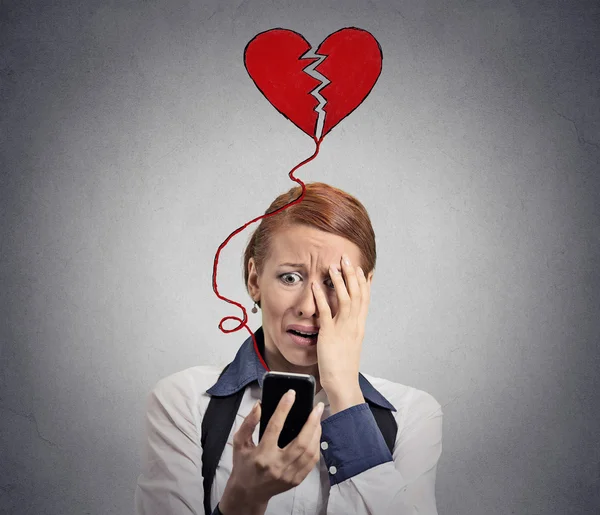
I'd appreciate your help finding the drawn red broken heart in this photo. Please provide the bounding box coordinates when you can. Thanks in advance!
[244,28,383,141]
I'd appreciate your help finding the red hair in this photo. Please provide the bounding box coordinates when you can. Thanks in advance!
[243,182,376,308]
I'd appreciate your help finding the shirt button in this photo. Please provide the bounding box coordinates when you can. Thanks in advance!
[329,465,337,475]
[321,441,329,450]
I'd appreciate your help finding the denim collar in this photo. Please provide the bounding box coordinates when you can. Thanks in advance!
[206,326,396,412]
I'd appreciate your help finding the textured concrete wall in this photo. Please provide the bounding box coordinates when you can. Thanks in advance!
[1,1,599,514]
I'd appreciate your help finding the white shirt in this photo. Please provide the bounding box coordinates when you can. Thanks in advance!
[134,330,443,514]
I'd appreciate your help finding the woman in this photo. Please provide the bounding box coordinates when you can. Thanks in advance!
[134,182,443,514]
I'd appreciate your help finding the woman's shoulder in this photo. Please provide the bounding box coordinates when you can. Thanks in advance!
[151,365,225,396]
[360,371,442,424]
[146,365,228,417]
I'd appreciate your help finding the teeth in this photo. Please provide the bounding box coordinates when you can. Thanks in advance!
[292,330,318,337]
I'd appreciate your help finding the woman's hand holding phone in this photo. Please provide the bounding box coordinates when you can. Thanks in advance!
[221,390,325,511]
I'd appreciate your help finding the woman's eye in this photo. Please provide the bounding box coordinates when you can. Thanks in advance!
[280,273,299,284]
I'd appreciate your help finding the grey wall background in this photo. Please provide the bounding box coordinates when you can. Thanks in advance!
[1,0,599,514]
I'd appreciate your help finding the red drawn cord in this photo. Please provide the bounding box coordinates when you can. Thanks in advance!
[212,137,322,370]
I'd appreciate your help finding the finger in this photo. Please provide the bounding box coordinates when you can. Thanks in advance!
[328,263,350,319]
[261,389,296,447]
[311,281,331,321]
[282,402,324,472]
[357,266,370,322]
[340,255,361,318]
[285,401,324,452]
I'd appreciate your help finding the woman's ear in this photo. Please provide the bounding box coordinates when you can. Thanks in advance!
[247,258,260,297]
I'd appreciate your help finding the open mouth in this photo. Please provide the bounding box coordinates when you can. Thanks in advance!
[287,329,319,345]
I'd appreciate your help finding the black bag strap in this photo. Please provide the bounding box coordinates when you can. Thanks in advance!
[201,363,243,515]
[368,403,398,454]
[201,363,398,515]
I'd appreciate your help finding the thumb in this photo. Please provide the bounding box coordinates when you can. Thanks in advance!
[238,400,261,442]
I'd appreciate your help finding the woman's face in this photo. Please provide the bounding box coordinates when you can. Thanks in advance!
[247,224,373,388]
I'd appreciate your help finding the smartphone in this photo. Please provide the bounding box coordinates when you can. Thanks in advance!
[259,371,316,449]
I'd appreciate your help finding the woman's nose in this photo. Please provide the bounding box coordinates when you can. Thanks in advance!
[294,283,316,314]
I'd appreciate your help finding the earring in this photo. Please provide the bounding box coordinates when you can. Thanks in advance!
[251,301,258,314]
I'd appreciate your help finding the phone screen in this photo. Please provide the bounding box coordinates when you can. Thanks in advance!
[259,371,316,448]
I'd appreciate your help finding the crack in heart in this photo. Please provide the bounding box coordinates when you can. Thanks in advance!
[300,47,330,141]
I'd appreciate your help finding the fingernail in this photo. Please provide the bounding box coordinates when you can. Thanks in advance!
[342,254,351,265]
[317,402,324,414]
[286,389,296,399]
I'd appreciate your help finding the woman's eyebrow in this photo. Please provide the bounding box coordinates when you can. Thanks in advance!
[279,262,333,274]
